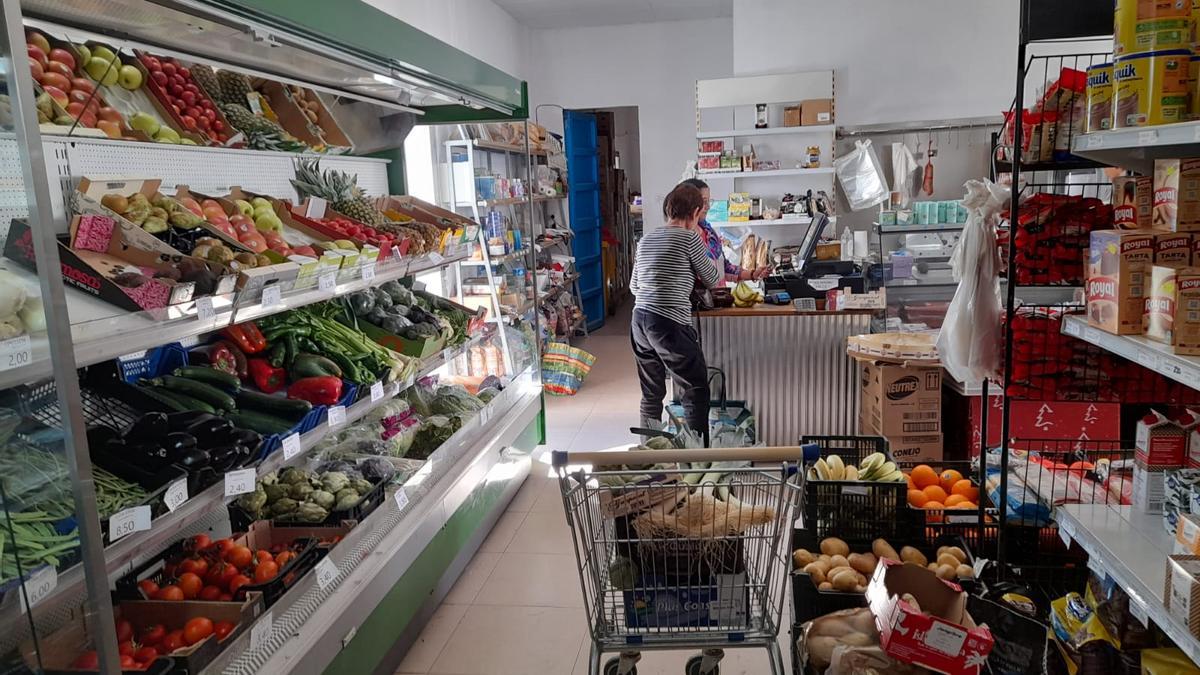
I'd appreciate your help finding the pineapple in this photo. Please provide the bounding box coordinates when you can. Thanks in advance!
[290,158,386,225]
[220,103,287,136]
[189,64,220,102]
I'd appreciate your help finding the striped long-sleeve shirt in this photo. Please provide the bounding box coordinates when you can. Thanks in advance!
[630,226,722,325]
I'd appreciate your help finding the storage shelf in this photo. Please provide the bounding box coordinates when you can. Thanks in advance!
[460,248,529,264]
[477,195,565,208]
[709,216,825,227]
[994,157,1107,173]
[696,167,834,179]
[1056,504,1200,667]
[1071,121,1200,174]
[876,222,965,234]
[1060,315,1200,390]
[447,138,548,157]
[696,125,836,139]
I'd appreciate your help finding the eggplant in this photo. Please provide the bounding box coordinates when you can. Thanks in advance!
[229,428,262,451]
[166,410,217,432]
[177,448,211,468]
[124,412,168,442]
[187,416,234,444]
[205,446,242,471]
[164,432,197,456]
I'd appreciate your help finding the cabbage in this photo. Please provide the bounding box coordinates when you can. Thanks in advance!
[0,270,28,319]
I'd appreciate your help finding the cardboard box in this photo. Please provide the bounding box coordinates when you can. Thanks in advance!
[1087,229,1156,334]
[867,559,993,675]
[1176,513,1200,554]
[1137,410,1187,467]
[1157,233,1194,268]
[1134,463,1168,514]
[728,192,751,221]
[1166,555,1200,637]
[1145,265,1200,354]
[1154,159,1200,232]
[783,106,802,127]
[859,360,943,435]
[1114,175,1153,229]
[1188,427,1200,468]
[1192,237,1200,267]
[800,98,834,125]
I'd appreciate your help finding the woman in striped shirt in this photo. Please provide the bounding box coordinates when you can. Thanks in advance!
[680,178,771,282]
[630,183,722,439]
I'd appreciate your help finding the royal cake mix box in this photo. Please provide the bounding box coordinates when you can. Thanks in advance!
[1154,159,1200,232]
[1114,175,1153,229]
[1157,233,1194,268]
[1145,265,1200,354]
[1088,229,1156,334]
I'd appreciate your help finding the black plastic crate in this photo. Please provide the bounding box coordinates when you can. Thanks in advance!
[229,474,387,530]
[799,435,914,547]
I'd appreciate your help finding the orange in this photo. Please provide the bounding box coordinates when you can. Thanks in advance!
[950,502,976,510]
[905,473,915,489]
[922,485,948,504]
[950,479,979,501]
[908,489,930,507]
[939,470,963,492]
[924,502,945,522]
[944,494,969,507]
[911,465,939,489]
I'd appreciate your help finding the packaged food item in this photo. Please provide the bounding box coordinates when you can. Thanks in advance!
[1191,54,1200,120]
[1114,50,1191,128]
[1114,0,1191,56]
[1155,158,1200,231]
[1087,229,1156,333]
[1114,175,1152,228]
[1086,62,1113,132]
[1147,265,1200,354]
[1165,555,1200,637]
[1139,410,1189,466]
[1039,110,1058,162]
[1157,233,1194,267]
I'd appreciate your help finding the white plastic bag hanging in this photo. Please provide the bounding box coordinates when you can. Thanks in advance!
[834,139,890,211]
[936,178,1008,385]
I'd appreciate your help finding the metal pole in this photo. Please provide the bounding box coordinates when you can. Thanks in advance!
[1,1,119,670]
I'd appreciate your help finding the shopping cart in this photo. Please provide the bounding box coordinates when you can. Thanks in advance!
[552,446,804,675]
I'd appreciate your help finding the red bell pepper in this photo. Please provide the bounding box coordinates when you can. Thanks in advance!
[215,339,248,380]
[221,322,267,354]
[287,376,343,406]
[247,358,287,394]
[189,343,237,375]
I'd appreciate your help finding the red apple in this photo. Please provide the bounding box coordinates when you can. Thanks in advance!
[97,106,122,123]
[185,83,199,95]
[44,60,73,81]
[26,44,47,68]
[215,221,237,239]
[180,91,196,106]
[78,111,96,128]
[170,74,184,88]
[143,56,161,72]
[42,85,68,106]
[201,199,221,210]
[38,71,70,92]
[48,48,75,71]
[28,58,43,81]
[68,88,94,105]
[170,84,184,97]
[180,115,196,130]
[177,67,190,79]
[25,32,50,56]
[212,120,225,133]
[161,62,176,77]
[96,119,121,139]
[66,101,85,117]
[151,71,167,87]
[70,77,95,95]
[196,116,210,131]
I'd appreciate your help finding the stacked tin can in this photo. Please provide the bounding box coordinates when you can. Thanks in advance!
[1097,0,1197,131]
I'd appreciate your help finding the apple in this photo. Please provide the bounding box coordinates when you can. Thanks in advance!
[97,106,121,123]
[142,55,160,72]
[42,85,68,107]
[66,101,85,117]
[214,220,236,238]
[234,200,253,216]
[78,111,96,128]
[27,44,47,68]
[25,31,50,55]
[151,71,167,87]
[70,77,95,95]
[84,57,118,86]
[197,116,210,131]
[117,64,142,90]
[90,45,116,63]
[212,120,225,133]
[170,84,184,97]
[96,120,120,138]
[76,44,91,65]
[202,205,225,220]
[161,62,176,77]
[45,60,74,81]
[128,111,160,136]
[48,49,75,71]
[68,88,96,106]
[38,72,70,92]
[180,91,196,107]
[28,57,42,81]
[153,126,180,143]
[180,115,196,130]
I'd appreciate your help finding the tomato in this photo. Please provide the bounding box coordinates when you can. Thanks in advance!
[120,654,137,669]
[213,620,236,640]
[255,550,274,564]
[137,579,159,598]
[134,646,159,663]
[118,640,136,657]
[214,538,236,555]
[183,617,214,646]
[155,585,184,601]
[190,533,212,551]
[274,551,294,568]
[253,561,279,583]
[218,593,232,601]
[199,585,222,601]
[140,623,165,646]
[116,618,134,642]
[189,558,209,578]
[177,572,203,599]
[161,629,186,653]
[227,574,251,596]
[225,545,253,570]
[72,651,99,668]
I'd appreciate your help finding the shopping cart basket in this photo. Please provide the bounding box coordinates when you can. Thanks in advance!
[552,446,804,675]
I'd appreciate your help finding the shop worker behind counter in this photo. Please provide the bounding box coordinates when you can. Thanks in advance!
[629,183,721,440]
[680,177,771,282]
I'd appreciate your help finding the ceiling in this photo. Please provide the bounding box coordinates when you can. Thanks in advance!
[493,0,732,29]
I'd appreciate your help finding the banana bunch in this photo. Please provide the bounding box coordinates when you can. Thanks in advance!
[807,453,906,483]
[732,281,764,308]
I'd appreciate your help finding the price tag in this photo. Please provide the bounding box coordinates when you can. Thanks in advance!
[224,468,256,497]
[109,505,152,543]
[370,382,384,402]
[923,622,968,656]
[1087,134,1104,149]
[247,93,264,115]
[361,265,376,282]
[282,433,302,460]
[305,197,328,219]
[1130,598,1149,626]
[195,296,215,322]
[1139,130,1159,145]
[315,557,337,589]
[163,479,189,513]
[428,251,444,265]
[1063,320,1082,337]
[327,405,346,427]
[318,272,336,293]
[0,335,32,371]
[1137,349,1159,369]
[19,566,56,614]
[261,284,282,307]
[391,245,402,261]
[1181,365,1200,390]
[1083,326,1103,345]
[394,489,409,511]
[249,612,273,651]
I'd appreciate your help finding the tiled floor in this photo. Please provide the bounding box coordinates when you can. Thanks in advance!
[395,304,789,675]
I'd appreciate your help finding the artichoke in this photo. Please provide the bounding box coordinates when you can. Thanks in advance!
[334,487,359,504]
[321,471,350,493]
[290,482,314,500]
[295,502,328,523]
[335,494,360,511]
[270,497,299,516]
[350,478,373,494]
[264,483,290,502]
[280,467,310,485]
[236,487,268,515]
[260,471,279,486]
[309,490,336,509]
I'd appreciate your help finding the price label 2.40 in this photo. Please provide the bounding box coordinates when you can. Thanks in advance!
[224,468,256,497]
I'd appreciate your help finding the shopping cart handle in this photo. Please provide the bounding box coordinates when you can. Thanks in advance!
[551,446,807,468]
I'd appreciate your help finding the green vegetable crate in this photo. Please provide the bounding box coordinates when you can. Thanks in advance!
[229,475,387,529]
[357,318,447,358]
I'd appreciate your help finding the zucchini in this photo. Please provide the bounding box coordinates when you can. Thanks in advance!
[134,385,192,412]
[235,390,312,421]
[142,386,217,414]
[173,366,241,391]
[147,375,237,411]
[226,410,295,435]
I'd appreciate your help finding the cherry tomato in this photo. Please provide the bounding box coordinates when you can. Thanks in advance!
[253,561,279,583]
[214,538,236,555]
[137,579,159,598]
[225,545,253,570]
[72,651,99,668]
[199,585,222,601]
[274,551,294,568]
[177,572,203,599]
[255,550,274,564]
[155,585,184,601]
[183,617,214,646]
[161,629,186,653]
[116,618,134,642]
[218,592,233,601]
[134,646,159,664]
[120,654,137,669]
[227,574,251,596]
[190,533,212,551]
[118,640,136,657]
[140,623,165,646]
[213,620,236,640]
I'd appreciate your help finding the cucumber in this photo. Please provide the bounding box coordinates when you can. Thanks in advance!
[235,390,312,421]
[134,385,192,412]
[173,366,241,392]
[147,375,237,411]
[141,385,217,414]
[226,410,295,435]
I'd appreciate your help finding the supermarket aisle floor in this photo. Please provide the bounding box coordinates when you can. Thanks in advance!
[396,304,789,675]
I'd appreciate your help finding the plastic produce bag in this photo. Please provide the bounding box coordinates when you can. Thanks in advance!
[936,178,1008,385]
[834,139,889,211]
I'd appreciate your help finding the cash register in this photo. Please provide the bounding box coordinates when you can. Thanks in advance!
[763,213,868,301]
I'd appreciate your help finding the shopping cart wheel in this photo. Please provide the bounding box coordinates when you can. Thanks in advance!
[603,656,637,675]
[685,651,722,675]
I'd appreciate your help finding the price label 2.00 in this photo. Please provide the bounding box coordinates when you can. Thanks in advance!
[0,335,32,372]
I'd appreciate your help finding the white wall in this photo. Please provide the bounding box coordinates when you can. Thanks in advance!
[364,0,529,79]
[527,18,733,222]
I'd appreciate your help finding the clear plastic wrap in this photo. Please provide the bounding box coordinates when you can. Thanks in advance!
[833,139,889,211]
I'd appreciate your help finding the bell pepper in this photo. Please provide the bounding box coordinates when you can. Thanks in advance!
[189,343,237,375]
[287,376,343,406]
[215,339,248,380]
[221,322,267,354]
[247,358,287,394]
[290,353,342,380]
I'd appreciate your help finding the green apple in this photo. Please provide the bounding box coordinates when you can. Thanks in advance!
[117,64,142,90]
[235,199,253,216]
[153,127,180,143]
[84,57,118,86]
[76,45,91,66]
[128,112,159,136]
[255,213,283,233]
[250,197,272,210]
[90,45,116,63]
[155,138,177,144]
[180,138,197,145]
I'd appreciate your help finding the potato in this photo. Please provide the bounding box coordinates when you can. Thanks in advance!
[818,581,833,591]
[829,554,850,570]
[901,593,922,613]
[927,563,939,571]
[956,564,975,579]
[942,546,967,563]
[830,568,859,592]
[793,549,816,567]
[808,635,839,668]
[935,564,957,580]
[848,552,877,575]
[804,561,830,584]
[820,537,850,557]
[900,546,928,567]
[937,553,962,568]
[854,584,867,593]
[873,539,900,561]
[819,554,832,564]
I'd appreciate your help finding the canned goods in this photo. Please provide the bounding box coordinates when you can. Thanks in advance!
[1114,0,1191,55]
[1086,62,1114,131]
[1114,49,1192,127]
